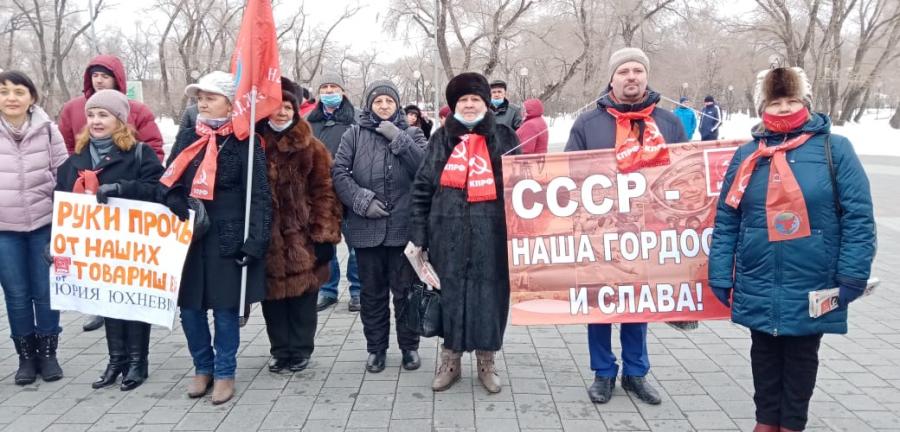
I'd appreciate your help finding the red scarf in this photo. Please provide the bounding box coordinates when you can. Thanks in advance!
[763,107,810,133]
[439,133,496,202]
[160,121,234,200]
[724,133,813,242]
[73,169,101,194]
[606,105,669,172]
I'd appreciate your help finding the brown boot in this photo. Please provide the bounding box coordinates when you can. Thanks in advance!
[476,350,501,393]
[211,379,235,405]
[187,374,212,398]
[431,347,461,392]
[752,424,778,432]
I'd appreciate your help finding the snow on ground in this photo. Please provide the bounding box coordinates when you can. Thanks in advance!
[546,110,900,158]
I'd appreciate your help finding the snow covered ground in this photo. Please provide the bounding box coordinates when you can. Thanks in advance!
[156,109,900,159]
[547,110,900,158]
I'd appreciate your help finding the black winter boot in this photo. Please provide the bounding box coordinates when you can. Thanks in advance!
[12,335,38,385]
[120,321,151,391]
[36,334,63,381]
[93,318,128,389]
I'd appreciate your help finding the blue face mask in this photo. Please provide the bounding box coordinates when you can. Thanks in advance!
[490,98,504,108]
[320,94,343,109]
[453,112,484,129]
[197,116,229,130]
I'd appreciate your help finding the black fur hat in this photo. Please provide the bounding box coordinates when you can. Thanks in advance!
[754,67,812,114]
[446,72,491,111]
[280,77,300,112]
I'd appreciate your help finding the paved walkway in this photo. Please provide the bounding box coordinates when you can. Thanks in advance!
[0,155,898,432]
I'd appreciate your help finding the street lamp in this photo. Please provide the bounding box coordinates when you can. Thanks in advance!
[520,67,529,100]
[681,82,689,98]
[413,70,422,105]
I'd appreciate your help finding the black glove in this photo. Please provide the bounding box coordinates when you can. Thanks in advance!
[235,254,254,267]
[43,244,53,265]
[365,199,390,219]
[313,243,336,264]
[96,183,121,204]
[164,188,190,221]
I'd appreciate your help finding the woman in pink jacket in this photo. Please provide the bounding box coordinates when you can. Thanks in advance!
[0,70,69,385]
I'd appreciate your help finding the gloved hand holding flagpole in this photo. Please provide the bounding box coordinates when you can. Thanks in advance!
[229,0,282,322]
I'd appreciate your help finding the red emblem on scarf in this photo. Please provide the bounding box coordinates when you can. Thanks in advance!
[725,133,813,242]
[160,121,234,200]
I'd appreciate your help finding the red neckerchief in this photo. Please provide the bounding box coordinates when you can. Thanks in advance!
[439,133,497,202]
[606,104,669,172]
[160,121,234,200]
[725,133,813,241]
[73,169,101,194]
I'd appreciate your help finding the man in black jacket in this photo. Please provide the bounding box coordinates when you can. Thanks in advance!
[489,80,523,130]
[565,47,687,407]
[307,73,362,312]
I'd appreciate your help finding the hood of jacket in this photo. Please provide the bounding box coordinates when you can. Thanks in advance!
[81,54,127,98]
[306,95,357,125]
[523,99,544,120]
[751,111,831,144]
[597,86,662,113]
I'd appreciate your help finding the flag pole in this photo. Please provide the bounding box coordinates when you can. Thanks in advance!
[239,88,257,320]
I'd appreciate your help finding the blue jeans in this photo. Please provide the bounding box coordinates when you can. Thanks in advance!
[0,226,60,338]
[319,247,360,299]
[588,323,650,378]
[180,308,240,379]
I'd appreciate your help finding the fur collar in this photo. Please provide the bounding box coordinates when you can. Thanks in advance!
[444,109,497,138]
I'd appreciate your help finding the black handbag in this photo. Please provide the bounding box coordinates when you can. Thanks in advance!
[406,281,443,338]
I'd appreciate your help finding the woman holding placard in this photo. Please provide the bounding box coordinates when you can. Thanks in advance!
[0,70,68,385]
[163,71,272,405]
[55,89,168,391]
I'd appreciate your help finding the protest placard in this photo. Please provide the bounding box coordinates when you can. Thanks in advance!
[49,192,193,328]
[502,140,744,325]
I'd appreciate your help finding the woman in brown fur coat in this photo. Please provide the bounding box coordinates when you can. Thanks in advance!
[261,78,342,373]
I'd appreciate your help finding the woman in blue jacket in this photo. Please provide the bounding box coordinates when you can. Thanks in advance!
[709,67,875,432]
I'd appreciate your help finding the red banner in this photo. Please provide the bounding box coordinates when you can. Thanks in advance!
[230,0,281,140]
[502,140,744,325]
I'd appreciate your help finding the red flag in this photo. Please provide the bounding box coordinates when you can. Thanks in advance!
[230,0,281,140]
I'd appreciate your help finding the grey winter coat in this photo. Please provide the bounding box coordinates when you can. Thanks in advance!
[492,99,523,130]
[409,111,519,352]
[331,110,427,249]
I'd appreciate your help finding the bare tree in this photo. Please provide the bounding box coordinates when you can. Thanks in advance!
[751,0,821,68]
[614,0,677,46]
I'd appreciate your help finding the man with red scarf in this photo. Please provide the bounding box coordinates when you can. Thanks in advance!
[565,47,687,406]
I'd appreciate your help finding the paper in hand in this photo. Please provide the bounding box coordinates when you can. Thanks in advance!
[404,242,441,289]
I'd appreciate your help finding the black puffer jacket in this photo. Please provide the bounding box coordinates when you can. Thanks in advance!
[331,107,427,249]
[307,96,357,156]
[408,111,519,352]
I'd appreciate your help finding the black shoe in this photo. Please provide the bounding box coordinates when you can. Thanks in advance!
[622,375,661,405]
[348,296,361,312]
[366,351,386,373]
[12,335,38,385]
[82,315,104,332]
[588,376,615,404]
[93,319,128,389]
[268,357,291,373]
[401,350,421,371]
[316,296,337,312]
[120,322,150,391]
[289,357,310,372]
[35,334,63,382]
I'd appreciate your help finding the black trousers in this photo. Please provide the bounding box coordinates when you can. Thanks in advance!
[261,290,317,360]
[356,246,419,353]
[750,330,823,431]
